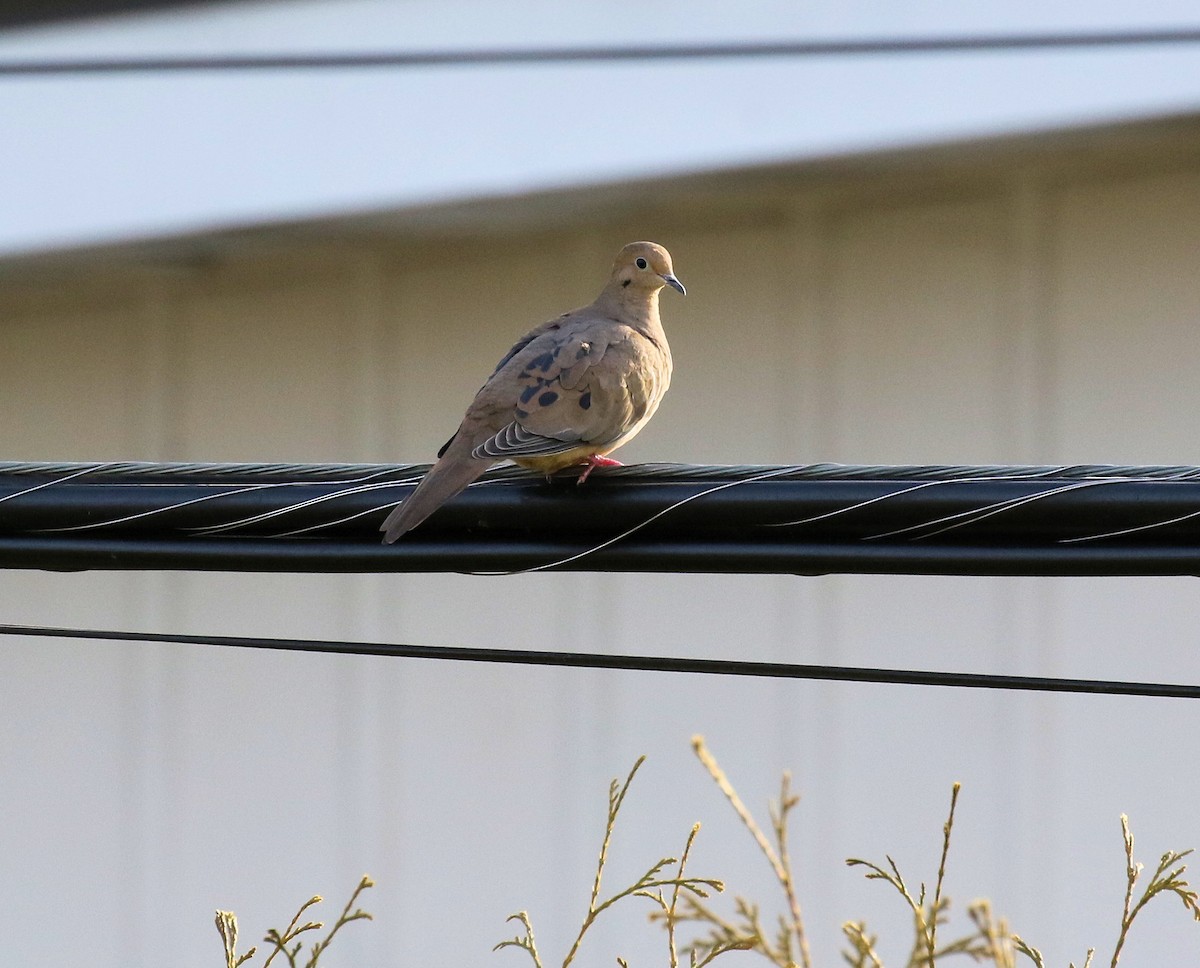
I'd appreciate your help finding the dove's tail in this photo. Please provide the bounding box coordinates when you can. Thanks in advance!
[380,444,494,543]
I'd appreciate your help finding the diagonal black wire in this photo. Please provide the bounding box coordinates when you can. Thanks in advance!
[0,622,1195,699]
[3,28,1200,76]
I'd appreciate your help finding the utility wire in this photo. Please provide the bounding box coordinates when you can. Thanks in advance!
[0,622,1195,699]
[7,460,1200,577]
[3,28,1200,76]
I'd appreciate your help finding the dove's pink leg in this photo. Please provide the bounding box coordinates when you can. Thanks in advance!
[577,454,623,485]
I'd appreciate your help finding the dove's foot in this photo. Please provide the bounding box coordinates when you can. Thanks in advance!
[577,455,623,485]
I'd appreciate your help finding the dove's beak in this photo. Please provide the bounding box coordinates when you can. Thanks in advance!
[661,273,686,296]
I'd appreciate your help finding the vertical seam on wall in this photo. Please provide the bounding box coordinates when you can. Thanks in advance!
[779,196,831,459]
[345,249,389,461]
[337,247,390,891]
[781,198,838,656]
[1003,170,1062,933]
[343,247,390,636]
[1007,172,1057,461]
[134,274,175,459]
[118,270,188,965]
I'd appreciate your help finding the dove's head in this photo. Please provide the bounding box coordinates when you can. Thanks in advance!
[609,241,686,297]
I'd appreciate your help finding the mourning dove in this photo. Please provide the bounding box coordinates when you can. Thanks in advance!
[380,241,685,543]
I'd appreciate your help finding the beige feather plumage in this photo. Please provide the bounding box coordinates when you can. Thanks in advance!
[380,241,685,543]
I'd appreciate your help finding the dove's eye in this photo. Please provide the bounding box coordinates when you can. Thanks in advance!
[635,257,648,269]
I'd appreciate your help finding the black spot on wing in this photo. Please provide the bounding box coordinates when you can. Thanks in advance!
[519,384,538,404]
[491,340,533,376]
[529,351,556,372]
[488,323,563,377]
[538,390,559,407]
[578,391,591,410]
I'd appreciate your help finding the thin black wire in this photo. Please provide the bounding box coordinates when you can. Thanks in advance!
[3,28,1200,76]
[0,622,1195,699]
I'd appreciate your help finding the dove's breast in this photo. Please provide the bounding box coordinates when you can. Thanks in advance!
[606,336,671,441]
[585,327,671,439]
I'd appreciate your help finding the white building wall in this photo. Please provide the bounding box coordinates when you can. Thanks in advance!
[2,151,1200,967]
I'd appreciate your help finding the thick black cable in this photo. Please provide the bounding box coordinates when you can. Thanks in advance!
[0,622,1195,699]
[3,29,1200,76]
[8,460,1200,576]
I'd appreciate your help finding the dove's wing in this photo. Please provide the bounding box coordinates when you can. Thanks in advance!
[433,315,570,458]
[469,318,667,461]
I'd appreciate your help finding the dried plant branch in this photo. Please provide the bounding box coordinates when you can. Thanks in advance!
[640,824,754,968]
[495,747,1200,968]
[844,854,932,946]
[262,895,323,968]
[967,900,1018,968]
[216,911,257,968]
[654,888,763,959]
[303,875,374,968]
[667,824,702,968]
[1012,935,1046,968]
[846,784,981,968]
[772,770,813,968]
[691,738,787,886]
[692,735,812,968]
[214,877,373,968]
[495,756,724,968]
[929,783,961,966]
[495,912,544,968]
[1109,814,1200,967]
[842,920,885,968]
